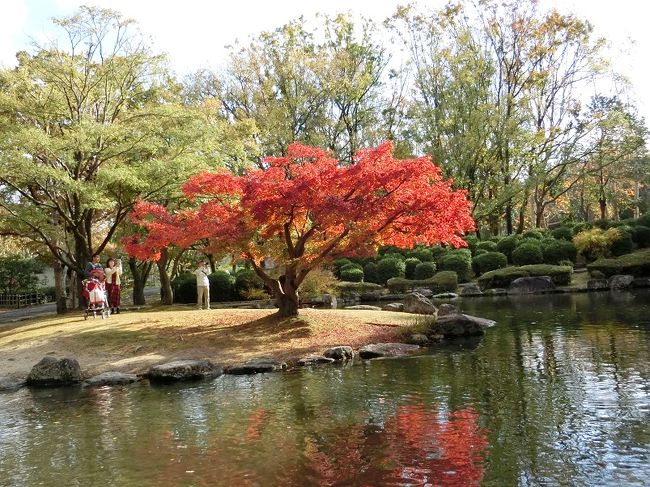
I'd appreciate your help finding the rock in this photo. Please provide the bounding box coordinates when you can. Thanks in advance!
[382,302,404,312]
[225,358,287,375]
[632,277,650,288]
[0,377,26,392]
[147,360,223,383]
[407,334,430,345]
[460,283,483,296]
[323,346,354,361]
[590,270,606,279]
[437,303,458,317]
[359,343,421,359]
[433,292,459,300]
[26,357,82,387]
[379,293,407,301]
[429,313,496,339]
[344,305,382,311]
[413,288,433,297]
[84,372,140,387]
[508,276,555,295]
[360,290,386,301]
[320,294,337,308]
[484,288,507,295]
[296,355,335,367]
[609,274,634,290]
[403,292,438,315]
[587,279,609,290]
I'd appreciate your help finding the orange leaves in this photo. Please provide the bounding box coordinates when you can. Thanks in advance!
[124,141,475,265]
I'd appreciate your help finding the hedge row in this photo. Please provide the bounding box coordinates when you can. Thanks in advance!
[386,271,458,294]
[586,249,650,277]
[477,265,572,289]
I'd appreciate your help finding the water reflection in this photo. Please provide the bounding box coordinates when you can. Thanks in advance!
[1,290,649,486]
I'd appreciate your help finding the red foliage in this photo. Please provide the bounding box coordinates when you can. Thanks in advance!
[124,141,475,270]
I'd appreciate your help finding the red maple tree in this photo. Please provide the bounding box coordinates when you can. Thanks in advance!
[124,141,474,317]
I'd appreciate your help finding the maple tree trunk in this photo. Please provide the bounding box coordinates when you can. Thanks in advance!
[275,291,300,318]
[157,248,173,305]
[128,257,150,306]
[53,260,67,314]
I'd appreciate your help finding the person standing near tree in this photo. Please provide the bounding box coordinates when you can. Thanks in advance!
[104,257,123,314]
[85,254,103,278]
[195,260,210,310]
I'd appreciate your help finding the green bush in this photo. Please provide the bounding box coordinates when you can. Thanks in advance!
[440,254,471,282]
[587,249,650,277]
[464,235,479,255]
[472,252,507,276]
[551,226,573,241]
[376,258,406,285]
[404,257,422,280]
[335,281,383,294]
[512,243,544,266]
[631,226,650,248]
[208,271,234,301]
[234,269,265,299]
[476,241,498,252]
[430,246,449,265]
[340,267,364,282]
[478,267,530,289]
[636,214,650,227]
[363,262,380,284]
[333,258,352,278]
[414,261,437,279]
[409,247,434,262]
[518,265,573,285]
[474,249,488,257]
[340,262,363,273]
[522,229,544,240]
[610,228,634,256]
[171,272,197,304]
[383,252,406,262]
[543,240,577,265]
[386,270,458,294]
[573,227,621,261]
[496,235,519,263]
[516,238,542,249]
[0,257,45,294]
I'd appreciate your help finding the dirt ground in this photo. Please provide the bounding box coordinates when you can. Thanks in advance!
[0,306,416,379]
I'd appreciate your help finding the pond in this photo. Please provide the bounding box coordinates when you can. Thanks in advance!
[1,290,650,486]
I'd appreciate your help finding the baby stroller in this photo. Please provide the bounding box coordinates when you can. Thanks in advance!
[82,269,110,320]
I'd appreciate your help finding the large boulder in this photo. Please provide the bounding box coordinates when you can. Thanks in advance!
[359,343,421,359]
[587,279,609,291]
[403,292,438,315]
[437,303,459,317]
[508,276,555,294]
[26,357,82,387]
[460,283,483,296]
[632,277,650,288]
[382,302,404,312]
[344,305,382,311]
[84,372,140,387]
[323,346,354,361]
[225,358,287,375]
[0,377,26,392]
[429,313,496,339]
[147,360,222,383]
[609,274,634,290]
[413,288,433,297]
[296,355,335,367]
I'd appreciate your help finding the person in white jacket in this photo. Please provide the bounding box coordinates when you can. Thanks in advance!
[105,257,123,314]
[195,260,211,310]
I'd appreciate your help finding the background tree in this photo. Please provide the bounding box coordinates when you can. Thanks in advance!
[125,142,475,317]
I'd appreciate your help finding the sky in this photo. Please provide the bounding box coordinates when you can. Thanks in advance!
[1,0,649,124]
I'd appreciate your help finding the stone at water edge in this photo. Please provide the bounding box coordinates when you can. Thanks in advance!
[382,302,404,312]
[437,303,458,317]
[323,346,354,361]
[0,377,26,392]
[587,279,609,290]
[433,292,459,299]
[508,276,555,295]
[413,288,433,297]
[147,360,223,383]
[609,274,634,290]
[296,355,336,367]
[460,283,483,296]
[403,292,438,315]
[344,305,382,311]
[26,357,82,387]
[359,343,421,359]
[225,358,287,375]
[84,372,140,387]
[429,313,496,339]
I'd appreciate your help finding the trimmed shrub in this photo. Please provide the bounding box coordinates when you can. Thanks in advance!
[518,265,572,285]
[543,240,577,265]
[404,257,422,280]
[476,241,498,252]
[299,268,338,298]
[474,249,488,257]
[464,235,479,255]
[430,246,449,265]
[363,262,380,284]
[636,214,650,227]
[472,252,507,276]
[516,238,542,249]
[333,258,352,278]
[340,262,363,273]
[209,271,234,301]
[414,261,437,279]
[234,269,265,299]
[409,247,434,262]
[378,245,406,257]
[340,267,364,282]
[610,228,634,256]
[376,258,405,285]
[386,270,458,294]
[478,267,530,289]
[631,226,650,248]
[496,235,519,263]
[587,249,650,277]
[551,226,573,241]
[335,281,383,294]
[383,252,406,262]
[512,243,544,266]
[171,272,196,304]
[440,254,471,282]
[573,227,621,261]
[522,229,544,240]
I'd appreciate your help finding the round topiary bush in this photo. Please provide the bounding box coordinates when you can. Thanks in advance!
[631,225,650,248]
[209,270,234,301]
[476,241,498,253]
[440,254,471,282]
[542,240,577,265]
[636,214,650,227]
[414,261,437,279]
[474,249,488,257]
[610,229,634,256]
[340,267,364,282]
[333,258,352,278]
[551,226,573,241]
[430,246,449,265]
[409,247,434,262]
[404,257,422,280]
[517,238,543,249]
[171,272,196,304]
[472,251,507,276]
[234,269,265,299]
[496,235,519,263]
[522,229,544,240]
[363,262,380,284]
[340,262,363,273]
[512,242,544,266]
[376,258,406,285]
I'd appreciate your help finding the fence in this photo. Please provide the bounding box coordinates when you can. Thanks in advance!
[0,292,49,309]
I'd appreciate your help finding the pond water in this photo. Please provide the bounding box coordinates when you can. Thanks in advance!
[1,290,650,486]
